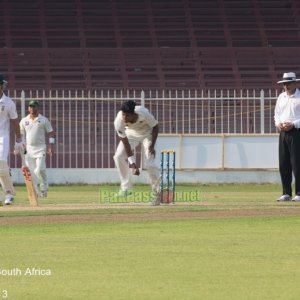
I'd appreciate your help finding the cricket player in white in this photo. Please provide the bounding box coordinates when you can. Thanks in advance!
[20,100,55,197]
[114,100,161,205]
[0,74,24,205]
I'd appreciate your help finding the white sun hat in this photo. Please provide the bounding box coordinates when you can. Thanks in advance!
[277,72,300,83]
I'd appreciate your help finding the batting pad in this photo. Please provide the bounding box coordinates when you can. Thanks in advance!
[0,160,16,195]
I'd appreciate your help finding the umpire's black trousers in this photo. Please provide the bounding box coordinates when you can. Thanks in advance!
[279,128,300,196]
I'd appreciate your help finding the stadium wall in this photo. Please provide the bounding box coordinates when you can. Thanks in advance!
[11,135,281,184]
[12,169,281,185]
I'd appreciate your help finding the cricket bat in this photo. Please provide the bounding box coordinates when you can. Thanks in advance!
[20,151,38,207]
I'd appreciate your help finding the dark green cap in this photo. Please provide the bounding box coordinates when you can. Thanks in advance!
[28,100,39,107]
[0,74,8,85]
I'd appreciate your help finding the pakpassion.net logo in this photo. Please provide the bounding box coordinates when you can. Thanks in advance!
[99,190,203,204]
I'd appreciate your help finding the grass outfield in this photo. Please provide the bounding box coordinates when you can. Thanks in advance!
[0,183,293,218]
[1,184,300,299]
[1,218,300,299]
[0,183,287,207]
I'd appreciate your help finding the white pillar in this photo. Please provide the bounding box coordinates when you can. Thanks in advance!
[141,90,145,106]
[260,89,265,134]
[21,90,25,118]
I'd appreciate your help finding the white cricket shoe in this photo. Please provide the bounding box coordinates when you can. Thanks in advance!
[40,190,48,198]
[277,194,291,202]
[292,195,300,202]
[4,194,14,205]
[150,192,161,206]
[116,189,133,197]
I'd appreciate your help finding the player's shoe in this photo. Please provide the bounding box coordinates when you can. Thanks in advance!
[117,189,133,197]
[277,194,291,202]
[150,192,161,206]
[292,195,300,202]
[4,194,14,205]
[40,190,48,198]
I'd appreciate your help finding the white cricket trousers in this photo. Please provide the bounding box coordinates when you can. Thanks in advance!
[26,155,48,191]
[113,137,160,192]
[0,135,15,195]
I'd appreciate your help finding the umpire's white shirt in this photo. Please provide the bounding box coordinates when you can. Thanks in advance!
[0,94,18,161]
[274,88,300,128]
[20,114,53,157]
[114,106,158,140]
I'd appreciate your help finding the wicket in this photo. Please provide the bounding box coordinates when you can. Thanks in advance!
[160,150,176,204]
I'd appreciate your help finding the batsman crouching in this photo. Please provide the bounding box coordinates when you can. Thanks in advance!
[19,100,55,198]
[113,100,161,205]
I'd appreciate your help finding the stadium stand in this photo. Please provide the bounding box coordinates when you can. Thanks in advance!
[1,0,300,92]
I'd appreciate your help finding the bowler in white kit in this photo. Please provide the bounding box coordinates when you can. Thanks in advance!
[114,100,161,205]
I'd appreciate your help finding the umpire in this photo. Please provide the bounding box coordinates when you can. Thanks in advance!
[275,72,300,201]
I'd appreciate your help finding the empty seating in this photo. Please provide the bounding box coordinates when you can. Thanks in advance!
[0,0,300,92]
